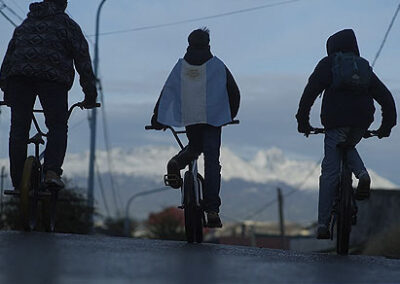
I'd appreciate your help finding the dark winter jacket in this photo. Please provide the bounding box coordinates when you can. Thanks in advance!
[152,46,240,126]
[0,1,97,98]
[296,29,396,131]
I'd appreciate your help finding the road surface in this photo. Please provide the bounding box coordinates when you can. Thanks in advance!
[0,231,399,283]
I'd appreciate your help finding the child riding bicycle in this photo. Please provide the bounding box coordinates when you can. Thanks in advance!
[150,28,240,228]
[296,29,397,239]
[0,0,98,191]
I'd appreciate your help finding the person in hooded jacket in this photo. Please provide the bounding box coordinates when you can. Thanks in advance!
[296,29,397,239]
[151,28,240,228]
[0,0,98,190]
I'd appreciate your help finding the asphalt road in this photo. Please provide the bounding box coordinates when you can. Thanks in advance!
[0,231,399,284]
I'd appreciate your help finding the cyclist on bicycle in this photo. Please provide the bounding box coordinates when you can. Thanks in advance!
[0,0,98,191]
[296,29,396,239]
[150,28,240,228]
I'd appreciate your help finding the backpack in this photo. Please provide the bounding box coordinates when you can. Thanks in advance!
[331,52,372,92]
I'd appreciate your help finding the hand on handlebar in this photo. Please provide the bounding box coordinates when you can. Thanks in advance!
[150,115,167,130]
[375,126,391,139]
[297,121,312,136]
[79,100,100,109]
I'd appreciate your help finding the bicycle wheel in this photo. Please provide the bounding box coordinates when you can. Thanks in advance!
[336,171,353,255]
[19,156,39,231]
[194,175,205,243]
[49,190,58,232]
[183,171,196,243]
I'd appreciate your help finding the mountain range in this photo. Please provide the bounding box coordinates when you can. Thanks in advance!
[0,147,397,222]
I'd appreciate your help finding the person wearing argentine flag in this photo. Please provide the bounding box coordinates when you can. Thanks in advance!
[150,28,240,228]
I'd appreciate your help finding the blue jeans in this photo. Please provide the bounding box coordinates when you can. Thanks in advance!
[7,76,68,188]
[171,124,222,213]
[319,127,368,226]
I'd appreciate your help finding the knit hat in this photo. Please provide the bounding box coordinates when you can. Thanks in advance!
[188,28,210,48]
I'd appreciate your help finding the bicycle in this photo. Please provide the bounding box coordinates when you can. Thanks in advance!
[308,127,377,255]
[145,120,239,243]
[0,101,100,232]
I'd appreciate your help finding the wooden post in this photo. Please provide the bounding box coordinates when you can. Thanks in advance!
[277,187,285,249]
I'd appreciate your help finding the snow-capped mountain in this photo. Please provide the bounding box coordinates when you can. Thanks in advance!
[58,146,397,191]
[0,146,397,221]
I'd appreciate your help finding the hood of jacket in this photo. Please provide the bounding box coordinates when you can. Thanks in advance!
[184,46,213,66]
[326,29,360,56]
[28,2,65,19]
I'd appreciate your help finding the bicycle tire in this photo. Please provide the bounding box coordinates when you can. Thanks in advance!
[194,175,205,243]
[19,156,38,231]
[183,171,196,243]
[336,170,352,255]
[49,190,58,232]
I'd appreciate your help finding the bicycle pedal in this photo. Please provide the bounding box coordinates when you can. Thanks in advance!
[163,174,182,187]
[4,190,20,196]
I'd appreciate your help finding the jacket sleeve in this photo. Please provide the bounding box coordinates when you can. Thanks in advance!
[0,33,16,91]
[68,20,97,98]
[225,67,240,119]
[296,57,331,124]
[369,73,397,130]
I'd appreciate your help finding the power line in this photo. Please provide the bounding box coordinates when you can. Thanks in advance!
[372,3,400,67]
[90,0,303,37]
[0,3,18,27]
[244,156,323,220]
[2,0,22,21]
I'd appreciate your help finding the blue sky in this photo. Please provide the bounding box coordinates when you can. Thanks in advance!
[0,0,399,183]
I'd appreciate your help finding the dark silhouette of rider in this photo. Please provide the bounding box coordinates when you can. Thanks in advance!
[0,0,98,190]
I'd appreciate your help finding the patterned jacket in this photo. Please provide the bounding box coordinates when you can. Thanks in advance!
[0,1,97,98]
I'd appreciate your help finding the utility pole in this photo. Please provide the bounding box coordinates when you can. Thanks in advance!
[277,187,285,249]
[0,167,6,217]
[87,0,107,228]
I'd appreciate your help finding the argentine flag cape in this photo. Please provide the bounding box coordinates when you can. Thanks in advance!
[157,56,232,127]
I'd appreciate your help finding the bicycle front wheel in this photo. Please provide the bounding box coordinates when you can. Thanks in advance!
[183,172,195,243]
[19,156,39,231]
[336,175,353,255]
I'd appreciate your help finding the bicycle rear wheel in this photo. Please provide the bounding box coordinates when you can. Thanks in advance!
[19,156,39,231]
[336,172,353,255]
[194,174,205,243]
[184,171,206,243]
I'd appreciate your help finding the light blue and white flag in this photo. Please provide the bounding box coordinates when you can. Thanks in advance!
[157,56,232,127]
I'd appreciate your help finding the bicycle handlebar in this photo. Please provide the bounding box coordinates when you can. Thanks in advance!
[67,102,101,119]
[145,120,240,150]
[0,101,7,106]
[306,127,378,138]
[145,120,240,131]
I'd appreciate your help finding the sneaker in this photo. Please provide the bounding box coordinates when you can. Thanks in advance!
[166,159,182,189]
[316,224,330,239]
[355,173,371,200]
[45,170,64,189]
[206,212,223,228]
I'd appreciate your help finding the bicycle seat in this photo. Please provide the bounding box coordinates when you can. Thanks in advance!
[28,133,45,145]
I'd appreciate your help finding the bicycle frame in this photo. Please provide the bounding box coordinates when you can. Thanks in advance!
[160,126,201,207]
